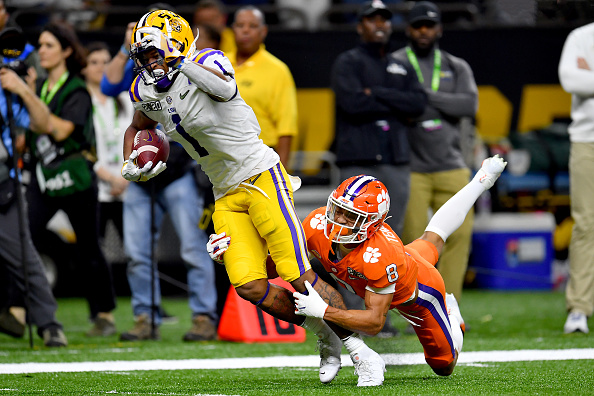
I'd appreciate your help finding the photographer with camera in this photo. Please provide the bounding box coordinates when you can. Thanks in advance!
[0,26,67,347]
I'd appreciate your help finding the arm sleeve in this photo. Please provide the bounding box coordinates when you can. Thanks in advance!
[13,97,31,129]
[100,60,135,97]
[559,29,594,97]
[427,57,478,118]
[331,54,392,115]
[178,52,238,101]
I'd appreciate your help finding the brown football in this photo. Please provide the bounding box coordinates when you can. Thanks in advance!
[132,129,170,169]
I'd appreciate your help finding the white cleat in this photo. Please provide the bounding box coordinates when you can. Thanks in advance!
[317,332,342,383]
[446,293,466,334]
[564,311,589,334]
[351,350,386,387]
[473,154,507,190]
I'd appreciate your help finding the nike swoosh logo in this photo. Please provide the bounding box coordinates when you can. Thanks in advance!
[180,90,190,100]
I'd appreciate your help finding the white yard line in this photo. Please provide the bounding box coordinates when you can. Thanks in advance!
[0,348,593,374]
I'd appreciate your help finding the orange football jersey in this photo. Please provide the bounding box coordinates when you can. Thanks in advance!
[304,207,419,308]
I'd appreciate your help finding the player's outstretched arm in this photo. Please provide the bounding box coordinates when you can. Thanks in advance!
[294,282,393,336]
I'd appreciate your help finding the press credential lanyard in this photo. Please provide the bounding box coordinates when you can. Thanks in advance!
[40,71,69,104]
[406,47,441,92]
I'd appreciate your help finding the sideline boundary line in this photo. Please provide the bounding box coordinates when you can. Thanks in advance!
[1,348,593,374]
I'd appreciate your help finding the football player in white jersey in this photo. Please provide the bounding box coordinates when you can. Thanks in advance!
[119,9,384,385]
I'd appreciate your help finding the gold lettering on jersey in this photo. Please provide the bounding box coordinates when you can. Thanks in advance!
[380,227,400,244]
[142,101,162,112]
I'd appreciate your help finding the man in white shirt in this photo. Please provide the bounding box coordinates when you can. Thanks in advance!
[558,22,594,334]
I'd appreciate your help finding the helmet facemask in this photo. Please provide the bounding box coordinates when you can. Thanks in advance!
[130,10,196,85]
[324,175,390,245]
[325,196,373,244]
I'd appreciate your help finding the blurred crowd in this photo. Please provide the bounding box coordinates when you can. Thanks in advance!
[4,0,592,34]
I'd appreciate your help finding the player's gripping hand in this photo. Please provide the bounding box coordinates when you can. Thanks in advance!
[207,232,230,265]
[121,150,167,182]
[293,281,329,319]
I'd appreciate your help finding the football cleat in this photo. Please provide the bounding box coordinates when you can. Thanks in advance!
[351,349,386,387]
[473,154,507,191]
[446,293,466,334]
[317,331,342,383]
[564,311,589,334]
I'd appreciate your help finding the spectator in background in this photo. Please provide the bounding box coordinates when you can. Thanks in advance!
[228,5,298,168]
[100,21,135,98]
[195,23,221,51]
[393,1,478,304]
[331,0,426,236]
[328,0,426,337]
[193,0,236,54]
[101,7,219,342]
[0,27,67,347]
[558,22,594,334]
[83,42,133,242]
[22,22,118,337]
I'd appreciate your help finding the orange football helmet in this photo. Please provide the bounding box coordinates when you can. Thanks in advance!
[325,175,390,244]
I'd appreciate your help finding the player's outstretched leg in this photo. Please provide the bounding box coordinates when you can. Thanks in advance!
[425,155,507,242]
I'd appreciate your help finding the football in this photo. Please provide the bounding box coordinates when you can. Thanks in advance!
[132,129,170,169]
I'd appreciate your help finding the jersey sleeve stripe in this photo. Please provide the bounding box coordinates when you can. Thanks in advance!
[129,74,143,103]
[196,50,225,65]
[269,163,310,275]
[417,283,456,359]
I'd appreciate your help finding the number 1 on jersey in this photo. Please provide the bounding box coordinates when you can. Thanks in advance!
[171,113,209,157]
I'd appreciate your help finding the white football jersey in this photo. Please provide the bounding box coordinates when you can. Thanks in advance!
[129,49,279,199]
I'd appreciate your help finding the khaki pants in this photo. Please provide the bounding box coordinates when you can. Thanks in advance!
[566,142,594,316]
[402,168,473,300]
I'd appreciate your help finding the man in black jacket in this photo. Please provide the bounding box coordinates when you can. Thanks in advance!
[327,0,427,337]
[331,0,427,237]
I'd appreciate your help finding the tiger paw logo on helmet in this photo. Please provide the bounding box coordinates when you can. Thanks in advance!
[377,189,389,214]
[363,247,382,263]
[309,213,325,230]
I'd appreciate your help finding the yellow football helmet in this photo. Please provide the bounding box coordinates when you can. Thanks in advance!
[130,10,195,84]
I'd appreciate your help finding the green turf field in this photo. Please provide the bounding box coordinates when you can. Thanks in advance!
[1,290,592,395]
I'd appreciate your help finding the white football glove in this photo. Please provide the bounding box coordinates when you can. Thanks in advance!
[206,232,230,265]
[293,280,329,319]
[121,150,167,182]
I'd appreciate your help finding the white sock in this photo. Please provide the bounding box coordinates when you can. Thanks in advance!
[301,316,333,340]
[448,314,464,354]
[425,177,485,242]
[343,333,374,358]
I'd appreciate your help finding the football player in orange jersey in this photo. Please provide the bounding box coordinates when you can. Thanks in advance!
[291,154,506,380]
[209,155,506,383]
